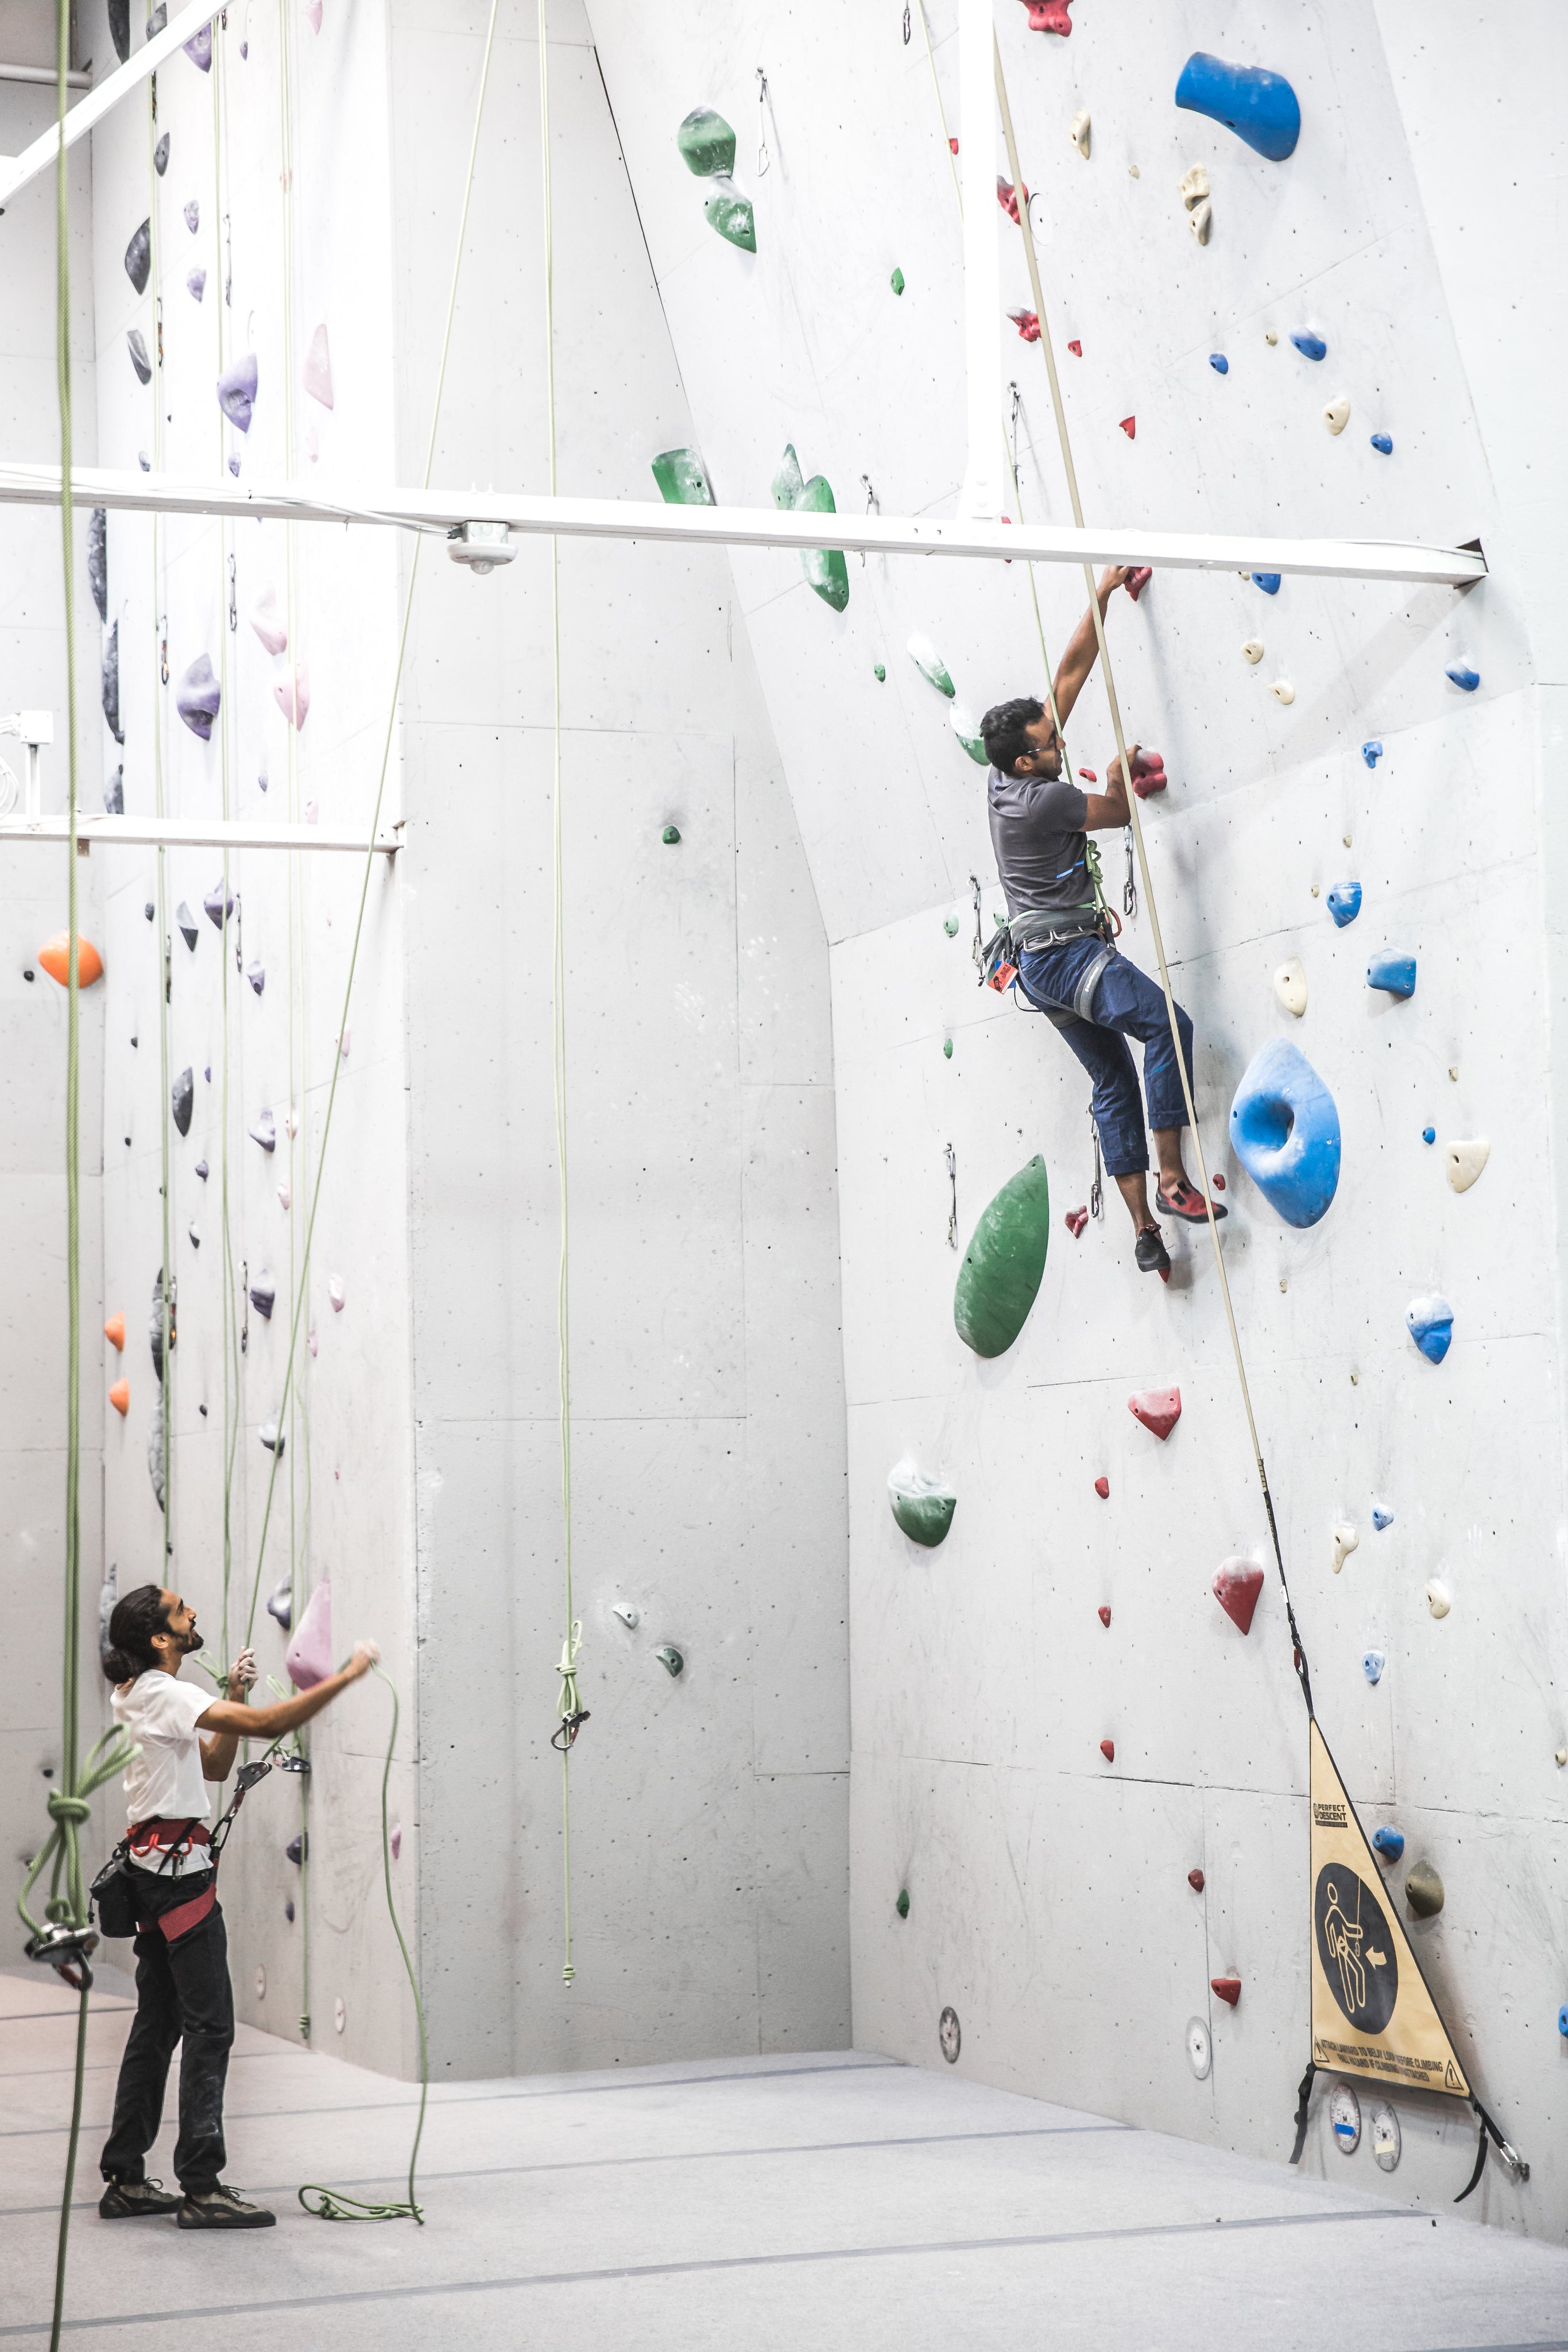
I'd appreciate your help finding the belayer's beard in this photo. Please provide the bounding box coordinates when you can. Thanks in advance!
[181,1624,202,1654]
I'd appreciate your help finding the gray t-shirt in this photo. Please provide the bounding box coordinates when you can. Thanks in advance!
[987,767,1093,921]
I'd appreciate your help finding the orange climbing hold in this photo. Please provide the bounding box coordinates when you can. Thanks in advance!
[1097,1605,1111,1627]
[1188,1869,1205,1892]
[109,1378,129,1416]
[1093,1475,1109,1499]
[1099,1738,1115,1762]
[1213,1558,1264,1635]
[1211,1976,1241,2006]
[1118,416,1136,440]
[104,1312,125,1351]
[38,932,103,987]
[1128,1387,1181,1440]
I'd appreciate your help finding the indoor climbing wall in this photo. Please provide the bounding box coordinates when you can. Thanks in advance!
[586,0,1568,2238]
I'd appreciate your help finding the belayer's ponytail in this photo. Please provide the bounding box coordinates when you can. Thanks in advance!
[102,1584,169,1684]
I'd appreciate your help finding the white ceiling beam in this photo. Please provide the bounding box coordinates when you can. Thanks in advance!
[0,5,216,211]
[0,814,400,855]
[0,463,1488,590]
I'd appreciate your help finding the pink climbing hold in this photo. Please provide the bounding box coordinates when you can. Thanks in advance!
[1017,0,1072,29]
[1065,1205,1089,1238]
[1211,1976,1241,2007]
[1212,1558,1264,1636]
[306,0,322,28]
[1008,308,1041,343]
[1093,1476,1109,1499]
[328,1274,345,1312]
[1128,1387,1182,1440]
[273,664,311,729]
[1125,566,1152,603]
[250,585,287,657]
[390,1820,402,1860]
[1118,416,1136,440]
[1097,1604,1111,1627]
[284,1581,332,1691]
[995,176,1029,225]
[1099,1739,1115,1762]
[1067,340,1082,357]
[303,322,334,409]
[1130,749,1167,799]
[1188,1868,1205,1893]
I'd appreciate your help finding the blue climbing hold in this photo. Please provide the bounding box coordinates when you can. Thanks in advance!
[1174,53,1301,163]
[1326,882,1361,929]
[1372,1504,1393,1531]
[1209,354,1229,374]
[1559,2005,1568,2039]
[1366,952,1416,999]
[1361,740,1383,767]
[1252,572,1281,595]
[1372,1826,1405,1864]
[1407,1294,1454,1364]
[1370,433,1393,455]
[1229,1037,1341,1229]
[1362,1650,1385,1686]
[1446,663,1480,692]
[1291,331,1327,362]
[1422,1126,1435,1146]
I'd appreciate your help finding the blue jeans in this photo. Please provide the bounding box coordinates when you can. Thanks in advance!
[1019,937,1194,1178]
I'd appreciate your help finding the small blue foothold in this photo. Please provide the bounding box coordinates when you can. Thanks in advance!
[1407,1294,1454,1364]
[1370,433,1393,455]
[1559,2005,1568,2040]
[1175,52,1302,163]
[1326,882,1362,929]
[1362,1650,1385,1686]
[1229,1038,1341,1228]
[1366,951,1416,999]
[1361,740,1383,767]
[1446,663,1481,693]
[1422,1126,1436,1146]
[1372,1826,1405,1864]
[1291,331,1327,362]
[1209,354,1229,375]
[1371,1505,1393,1531]
[1252,572,1281,595]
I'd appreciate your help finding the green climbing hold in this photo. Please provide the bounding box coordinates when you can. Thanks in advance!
[890,266,905,296]
[677,107,737,178]
[873,664,886,682]
[896,1888,911,1918]
[651,447,715,506]
[661,825,681,845]
[953,1156,1051,1358]
[943,916,960,937]
[888,1457,957,1548]
[1404,1858,1445,1919]
[908,632,956,697]
[950,703,989,765]
[704,193,756,253]
[772,443,849,612]
[655,1645,684,1677]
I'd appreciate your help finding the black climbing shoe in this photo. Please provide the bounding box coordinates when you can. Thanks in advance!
[99,2176,182,2219]
[1155,1179,1227,1224]
[176,2184,277,2230]
[1135,1226,1171,1276]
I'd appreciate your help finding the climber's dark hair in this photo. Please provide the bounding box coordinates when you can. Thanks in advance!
[102,1584,169,1684]
[981,697,1048,776]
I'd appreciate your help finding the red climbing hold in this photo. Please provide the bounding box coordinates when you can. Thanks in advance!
[1067,341,1082,357]
[1188,1869,1205,1893]
[1125,566,1152,603]
[1078,767,1098,782]
[1130,749,1167,799]
[1065,1205,1089,1239]
[949,137,959,155]
[1097,1604,1111,1627]
[1093,1476,1109,1499]
[1211,1977,1241,2007]
[1008,308,1041,343]
[1099,1739,1115,1762]
[1118,417,1136,440]
[1128,1387,1181,1440]
[1018,0,1073,31]
[1213,1558,1264,1636]
[995,176,1030,224]
[1211,1173,1226,1192]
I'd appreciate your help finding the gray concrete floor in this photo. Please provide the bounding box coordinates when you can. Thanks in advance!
[1,1964,1565,2350]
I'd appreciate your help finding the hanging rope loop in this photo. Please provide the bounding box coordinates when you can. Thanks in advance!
[552,1619,589,1750]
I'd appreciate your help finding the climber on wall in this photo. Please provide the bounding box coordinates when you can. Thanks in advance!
[96,1583,378,2230]
[981,566,1224,1278]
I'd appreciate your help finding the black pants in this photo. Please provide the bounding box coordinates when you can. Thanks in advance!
[99,1868,234,2195]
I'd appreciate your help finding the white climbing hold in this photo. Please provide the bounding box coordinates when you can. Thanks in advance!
[277,1182,290,1211]
[1241,639,1264,664]
[1425,1579,1451,1619]
[1178,164,1209,208]
[1069,109,1091,158]
[1268,679,1296,705]
[1264,330,1279,346]
[1188,199,1213,244]
[1322,394,1352,436]
[1445,1138,1489,1193]
[612,1603,640,1630]
[328,1274,345,1312]
[1557,1747,1567,1767]
[1273,958,1307,1016]
[1331,1522,1359,1575]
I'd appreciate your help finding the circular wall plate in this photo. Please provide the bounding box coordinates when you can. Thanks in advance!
[255,1966,266,1999]
[1369,2099,1401,2171]
[334,1996,346,2034]
[1186,2016,1211,2079]
[938,2005,961,2064]
[1330,2081,1361,2153]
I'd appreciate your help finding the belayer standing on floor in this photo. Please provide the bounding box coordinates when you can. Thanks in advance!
[97,1582,377,2229]
[980,565,1224,1277]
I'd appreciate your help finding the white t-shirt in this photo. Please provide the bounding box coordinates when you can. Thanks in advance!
[111,1670,214,1843]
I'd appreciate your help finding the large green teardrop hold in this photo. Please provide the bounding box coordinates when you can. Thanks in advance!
[953,1156,1051,1357]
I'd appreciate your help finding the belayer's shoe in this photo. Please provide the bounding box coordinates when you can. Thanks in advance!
[99,2175,182,2219]
[177,2184,277,2229]
[1135,1226,1171,1277]
[1155,1178,1227,1223]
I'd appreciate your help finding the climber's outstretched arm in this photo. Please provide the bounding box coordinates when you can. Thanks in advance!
[1050,565,1132,733]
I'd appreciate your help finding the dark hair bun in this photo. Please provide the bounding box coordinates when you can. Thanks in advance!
[101,1585,168,1683]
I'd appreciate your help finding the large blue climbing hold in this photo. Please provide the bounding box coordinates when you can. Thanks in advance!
[1407,1294,1454,1364]
[1366,951,1416,999]
[1175,53,1301,162]
[1362,740,1383,767]
[1446,663,1481,692]
[1229,1037,1341,1229]
[1372,1825,1405,1864]
[1252,572,1281,595]
[1291,331,1327,361]
[1326,882,1361,929]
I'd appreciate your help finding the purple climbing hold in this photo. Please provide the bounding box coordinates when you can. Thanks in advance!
[285,1831,307,1866]
[217,351,257,432]
[183,20,212,68]
[124,219,151,295]
[203,880,233,927]
[266,1578,293,1633]
[227,456,241,477]
[183,198,199,233]
[127,328,152,384]
[171,1067,193,1137]
[194,1159,209,1180]
[154,131,169,176]
[246,960,265,996]
[249,1270,276,1320]
[250,1107,276,1152]
[176,653,221,741]
[390,1822,402,1861]
[187,267,206,302]
[176,900,199,950]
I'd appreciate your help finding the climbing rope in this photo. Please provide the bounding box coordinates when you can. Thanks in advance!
[297,1665,427,2222]
[149,72,175,1565]
[992,36,1314,1707]
[536,0,580,1990]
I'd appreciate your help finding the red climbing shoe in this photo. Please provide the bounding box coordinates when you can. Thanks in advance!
[1155,1179,1226,1224]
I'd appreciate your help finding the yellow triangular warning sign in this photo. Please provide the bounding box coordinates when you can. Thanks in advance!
[1308,1719,1469,2098]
